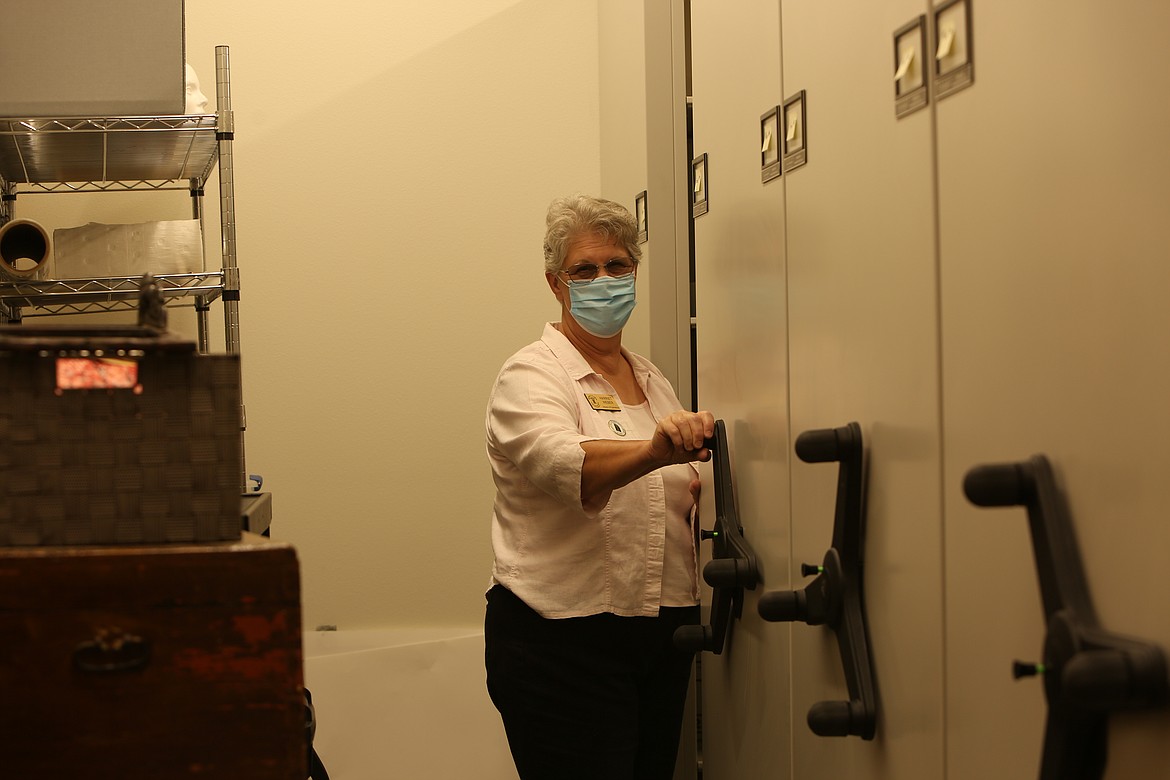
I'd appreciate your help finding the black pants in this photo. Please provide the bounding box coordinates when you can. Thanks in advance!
[484,585,699,780]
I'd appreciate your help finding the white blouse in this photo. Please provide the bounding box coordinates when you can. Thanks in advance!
[486,322,700,618]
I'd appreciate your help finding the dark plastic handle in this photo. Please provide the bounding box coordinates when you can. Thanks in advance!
[807,700,855,737]
[1061,640,1168,712]
[758,421,877,740]
[1063,651,1136,710]
[672,419,760,656]
[704,557,746,589]
[963,455,1170,780]
[672,625,713,654]
[963,463,1032,507]
[757,589,806,623]
[795,427,844,464]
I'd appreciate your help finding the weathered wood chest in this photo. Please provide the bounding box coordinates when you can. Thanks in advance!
[0,533,305,778]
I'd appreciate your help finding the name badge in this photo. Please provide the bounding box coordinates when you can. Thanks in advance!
[585,393,622,412]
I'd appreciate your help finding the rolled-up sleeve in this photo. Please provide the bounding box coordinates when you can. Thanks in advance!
[487,356,593,509]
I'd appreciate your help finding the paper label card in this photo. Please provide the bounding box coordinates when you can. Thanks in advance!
[894,14,929,117]
[692,153,709,217]
[895,48,915,81]
[933,0,974,100]
[937,24,955,60]
[782,90,807,173]
[760,104,782,182]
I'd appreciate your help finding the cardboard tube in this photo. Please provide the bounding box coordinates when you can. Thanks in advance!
[0,219,52,281]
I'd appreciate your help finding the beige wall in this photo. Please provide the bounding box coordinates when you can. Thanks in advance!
[597,0,649,358]
[20,1,610,630]
[190,0,601,629]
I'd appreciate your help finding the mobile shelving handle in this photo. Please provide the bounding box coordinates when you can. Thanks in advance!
[757,421,877,739]
[963,455,1169,780]
[673,418,760,655]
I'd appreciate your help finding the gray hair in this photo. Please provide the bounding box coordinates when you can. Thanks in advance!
[542,194,643,274]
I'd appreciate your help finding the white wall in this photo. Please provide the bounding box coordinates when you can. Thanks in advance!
[597,0,650,358]
[185,0,601,630]
[18,1,605,630]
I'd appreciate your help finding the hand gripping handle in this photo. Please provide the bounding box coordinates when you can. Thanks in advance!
[672,419,760,655]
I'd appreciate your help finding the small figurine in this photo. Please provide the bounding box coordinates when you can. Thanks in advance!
[137,273,168,330]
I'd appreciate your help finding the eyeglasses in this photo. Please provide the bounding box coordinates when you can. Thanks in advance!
[559,258,637,282]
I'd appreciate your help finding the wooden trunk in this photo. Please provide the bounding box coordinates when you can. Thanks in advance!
[0,533,305,778]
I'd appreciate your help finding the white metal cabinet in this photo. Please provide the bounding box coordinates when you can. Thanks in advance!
[675,0,1170,778]
[937,1,1170,777]
[779,0,945,777]
[688,1,793,778]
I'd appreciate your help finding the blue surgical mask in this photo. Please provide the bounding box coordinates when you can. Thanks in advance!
[566,273,637,338]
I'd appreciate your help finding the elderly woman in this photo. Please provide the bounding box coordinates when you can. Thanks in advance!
[484,194,715,780]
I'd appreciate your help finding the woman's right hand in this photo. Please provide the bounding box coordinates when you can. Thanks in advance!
[578,409,716,511]
[647,410,716,467]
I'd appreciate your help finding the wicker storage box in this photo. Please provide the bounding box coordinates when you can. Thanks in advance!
[0,325,241,545]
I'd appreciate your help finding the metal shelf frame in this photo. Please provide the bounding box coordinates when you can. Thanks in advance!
[0,45,240,358]
[0,272,224,318]
[0,46,247,493]
[0,115,219,189]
